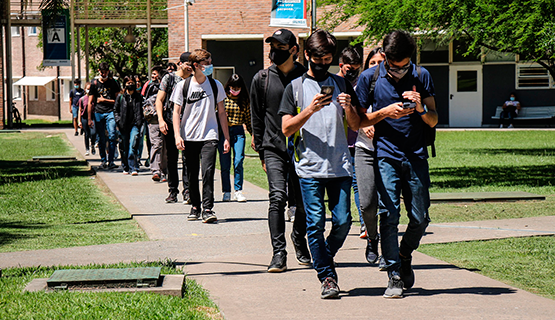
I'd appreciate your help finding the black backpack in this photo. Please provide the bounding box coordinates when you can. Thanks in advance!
[368,64,437,157]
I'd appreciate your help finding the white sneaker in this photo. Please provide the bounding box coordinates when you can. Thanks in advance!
[222,192,231,202]
[235,190,247,202]
[286,206,296,223]
[499,124,503,128]
[85,150,90,156]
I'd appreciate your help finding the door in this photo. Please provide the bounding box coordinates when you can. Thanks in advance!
[449,65,482,127]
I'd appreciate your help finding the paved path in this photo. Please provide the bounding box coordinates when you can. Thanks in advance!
[2,128,555,319]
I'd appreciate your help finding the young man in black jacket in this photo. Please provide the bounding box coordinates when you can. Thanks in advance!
[250,29,311,272]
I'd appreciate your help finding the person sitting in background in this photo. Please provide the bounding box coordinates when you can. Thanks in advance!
[500,92,521,128]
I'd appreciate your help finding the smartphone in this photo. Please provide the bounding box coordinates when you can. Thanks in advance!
[402,101,416,109]
[320,85,335,96]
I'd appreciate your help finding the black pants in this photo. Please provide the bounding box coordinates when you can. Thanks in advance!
[81,116,96,151]
[184,140,218,210]
[264,149,307,254]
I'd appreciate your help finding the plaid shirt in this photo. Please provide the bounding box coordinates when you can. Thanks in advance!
[223,97,252,134]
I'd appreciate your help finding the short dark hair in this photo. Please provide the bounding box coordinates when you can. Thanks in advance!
[98,62,110,71]
[382,30,416,62]
[167,62,177,71]
[305,29,337,58]
[339,46,362,65]
[123,75,135,84]
[73,79,81,84]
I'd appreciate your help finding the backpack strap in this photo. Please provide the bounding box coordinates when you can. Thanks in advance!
[258,69,270,109]
[289,75,306,162]
[207,76,219,107]
[179,76,193,120]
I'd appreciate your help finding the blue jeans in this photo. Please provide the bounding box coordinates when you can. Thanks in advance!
[118,126,141,172]
[299,176,352,282]
[218,125,245,192]
[350,148,363,228]
[94,111,117,164]
[376,157,431,275]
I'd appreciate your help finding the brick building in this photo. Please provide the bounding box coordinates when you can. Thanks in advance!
[167,0,370,88]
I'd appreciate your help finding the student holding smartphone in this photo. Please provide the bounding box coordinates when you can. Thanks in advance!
[279,30,361,299]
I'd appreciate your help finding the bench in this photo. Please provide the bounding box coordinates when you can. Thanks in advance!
[491,106,555,122]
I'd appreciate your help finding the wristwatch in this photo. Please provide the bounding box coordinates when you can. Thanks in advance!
[418,105,428,116]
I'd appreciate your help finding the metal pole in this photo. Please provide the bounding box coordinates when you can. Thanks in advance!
[184,0,189,51]
[5,0,14,128]
[57,66,61,121]
[85,26,89,82]
[147,0,152,80]
[311,0,316,34]
[70,0,75,82]
[77,26,81,81]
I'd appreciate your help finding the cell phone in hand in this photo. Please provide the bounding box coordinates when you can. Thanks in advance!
[320,85,335,96]
[402,101,416,109]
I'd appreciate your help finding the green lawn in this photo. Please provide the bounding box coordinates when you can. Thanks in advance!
[420,236,555,300]
[0,261,221,320]
[0,132,148,252]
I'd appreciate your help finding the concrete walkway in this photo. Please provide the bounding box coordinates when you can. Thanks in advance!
[2,128,555,319]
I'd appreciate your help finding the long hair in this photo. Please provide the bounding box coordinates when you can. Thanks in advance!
[224,74,249,110]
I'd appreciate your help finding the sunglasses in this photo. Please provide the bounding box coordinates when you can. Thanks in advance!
[385,56,411,72]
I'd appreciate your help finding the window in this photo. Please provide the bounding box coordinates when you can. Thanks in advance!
[13,80,21,100]
[63,80,71,102]
[28,27,38,36]
[29,86,39,101]
[419,40,449,64]
[517,64,554,89]
[11,27,20,37]
[452,39,481,62]
[46,82,56,101]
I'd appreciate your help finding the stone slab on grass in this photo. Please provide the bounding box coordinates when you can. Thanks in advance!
[431,191,545,203]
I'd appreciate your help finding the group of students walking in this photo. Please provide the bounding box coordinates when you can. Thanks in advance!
[70,28,438,300]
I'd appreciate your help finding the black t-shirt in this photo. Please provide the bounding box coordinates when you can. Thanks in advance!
[89,78,121,114]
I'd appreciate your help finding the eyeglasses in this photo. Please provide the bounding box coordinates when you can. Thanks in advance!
[385,56,411,72]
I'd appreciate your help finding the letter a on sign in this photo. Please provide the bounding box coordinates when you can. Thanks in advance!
[47,28,65,44]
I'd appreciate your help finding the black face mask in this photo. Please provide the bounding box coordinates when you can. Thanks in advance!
[309,60,331,80]
[344,68,360,83]
[270,48,292,66]
[126,84,136,92]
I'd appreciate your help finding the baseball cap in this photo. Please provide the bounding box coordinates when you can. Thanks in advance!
[265,29,297,47]
[179,52,191,63]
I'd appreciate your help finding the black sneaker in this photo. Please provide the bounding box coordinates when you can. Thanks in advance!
[290,233,311,265]
[400,255,415,289]
[365,237,379,264]
[267,251,287,273]
[321,277,340,299]
[182,189,191,205]
[165,192,178,203]
[383,273,404,298]
[202,209,218,223]
[107,162,118,170]
[378,256,387,271]
[187,207,200,221]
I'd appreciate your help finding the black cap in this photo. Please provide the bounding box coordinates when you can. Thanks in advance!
[180,52,191,63]
[265,29,297,47]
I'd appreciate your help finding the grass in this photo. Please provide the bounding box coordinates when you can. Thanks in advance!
[419,236,555,300]
[22,119,73,126]
[0,260,221,320]
[0,132,148,252]
[240,131,555,224]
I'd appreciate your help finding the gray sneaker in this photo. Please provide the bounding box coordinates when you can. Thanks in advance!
[321,277,340,299]
[202,209,218,223]
[383,274,404,298]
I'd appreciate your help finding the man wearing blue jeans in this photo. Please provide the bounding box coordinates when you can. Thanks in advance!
[356,30,438,298]
[280,30,361,299]
[88,62,121,169]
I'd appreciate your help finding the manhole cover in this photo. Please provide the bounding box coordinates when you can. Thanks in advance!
[47,267,162,289]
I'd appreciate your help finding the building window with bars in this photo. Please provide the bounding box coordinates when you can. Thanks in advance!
[517,65,553,89]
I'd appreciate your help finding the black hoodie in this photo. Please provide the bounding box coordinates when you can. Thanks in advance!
[250,62,306,160]
[114,91,144,132]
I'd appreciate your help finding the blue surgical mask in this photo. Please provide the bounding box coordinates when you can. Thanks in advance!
[74,85,79,89]
[201,64,214,77]
[510,97,515,101]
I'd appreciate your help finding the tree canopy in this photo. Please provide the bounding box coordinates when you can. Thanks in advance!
[82,27,168,80]
[320,0,555,78]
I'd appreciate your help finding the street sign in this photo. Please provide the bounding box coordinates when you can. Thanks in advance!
[42,9,71,67]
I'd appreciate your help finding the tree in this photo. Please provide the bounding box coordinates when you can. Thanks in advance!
[82,27,168,80]
[319,0,555,78]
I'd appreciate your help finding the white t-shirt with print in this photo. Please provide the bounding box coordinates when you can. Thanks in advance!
[170,77,226,141]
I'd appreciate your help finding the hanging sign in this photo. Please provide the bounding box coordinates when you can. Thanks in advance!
[270,0,308,29]
[42,9,71,66]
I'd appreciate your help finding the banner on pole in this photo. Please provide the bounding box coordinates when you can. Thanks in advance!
[42,9,71,67]
[270,0,308,29]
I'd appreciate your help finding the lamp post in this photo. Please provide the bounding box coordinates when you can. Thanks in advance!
[184,0,195,52]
